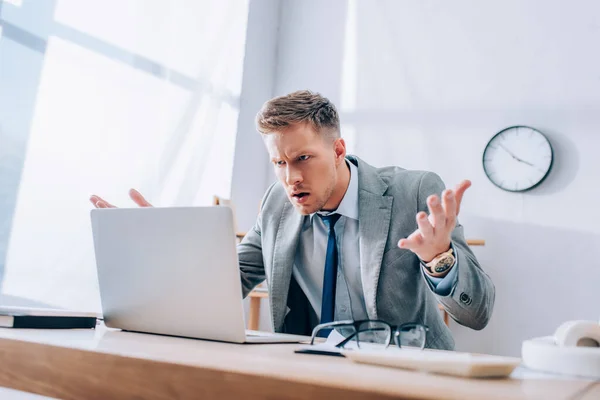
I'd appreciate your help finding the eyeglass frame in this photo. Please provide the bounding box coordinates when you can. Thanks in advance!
[309,319,430,349]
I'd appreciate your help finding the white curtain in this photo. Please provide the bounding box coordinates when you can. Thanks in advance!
[0,0,249,311]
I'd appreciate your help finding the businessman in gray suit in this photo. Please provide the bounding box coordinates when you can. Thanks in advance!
[91,90,494,350]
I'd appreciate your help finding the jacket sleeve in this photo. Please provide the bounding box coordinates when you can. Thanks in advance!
[418,172,495,330]
[237,183,276,298]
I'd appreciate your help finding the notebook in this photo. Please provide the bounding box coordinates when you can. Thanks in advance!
[0,306,99,329]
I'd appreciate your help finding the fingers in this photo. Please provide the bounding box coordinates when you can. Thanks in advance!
[129,189,153,207]
[89,195,116,208]
[453,179,471,215]
[442,189,457,228]
[440,179,471,227]
[90,190,152,208]
[398,180,471,260]
[426,195,445,228]
[416,211,433,238]
[398,230,424,251]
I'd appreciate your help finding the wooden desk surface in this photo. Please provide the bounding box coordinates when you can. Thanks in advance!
[0,326,591,400]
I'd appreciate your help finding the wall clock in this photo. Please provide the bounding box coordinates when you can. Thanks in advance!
[482,126,553,192]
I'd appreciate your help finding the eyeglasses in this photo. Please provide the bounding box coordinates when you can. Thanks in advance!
[310,320,429,350]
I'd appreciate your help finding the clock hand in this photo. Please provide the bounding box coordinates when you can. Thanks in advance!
[498,143,521,161]
[516,158,534,167]
[498,143,535,167]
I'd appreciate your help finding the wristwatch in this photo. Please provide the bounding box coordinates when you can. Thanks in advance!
[424,248,455,277]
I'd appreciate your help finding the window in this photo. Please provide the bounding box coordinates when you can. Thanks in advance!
[0,0,249,311]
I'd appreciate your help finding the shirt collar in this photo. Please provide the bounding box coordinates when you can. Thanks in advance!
[314,159,359,221]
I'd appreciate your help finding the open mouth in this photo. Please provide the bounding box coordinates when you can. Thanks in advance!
[292,192,310,203]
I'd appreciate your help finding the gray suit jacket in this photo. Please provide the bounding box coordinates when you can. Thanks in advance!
[237,155,495,350]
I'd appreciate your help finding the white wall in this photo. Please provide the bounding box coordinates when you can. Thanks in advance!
[253,0,600,356]
[231,0,281,233]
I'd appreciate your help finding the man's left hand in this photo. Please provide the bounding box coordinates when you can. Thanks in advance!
[398,180,472,263]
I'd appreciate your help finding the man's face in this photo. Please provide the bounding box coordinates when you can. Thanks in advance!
[263,123,346,215]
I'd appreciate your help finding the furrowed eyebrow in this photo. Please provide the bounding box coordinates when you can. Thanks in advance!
[271,151,312,162]
[290,150,312,158]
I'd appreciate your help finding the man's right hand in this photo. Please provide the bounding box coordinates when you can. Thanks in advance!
[89,189,153,208]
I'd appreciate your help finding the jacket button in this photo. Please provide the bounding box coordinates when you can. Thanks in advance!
[460,292,471,305]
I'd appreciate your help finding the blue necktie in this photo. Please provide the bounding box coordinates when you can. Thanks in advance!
[319,213,341,325]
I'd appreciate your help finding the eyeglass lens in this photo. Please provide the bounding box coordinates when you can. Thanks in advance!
[356,321,391,348]
[396,325,427,349]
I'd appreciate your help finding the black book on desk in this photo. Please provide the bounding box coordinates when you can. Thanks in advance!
[0,306,99,329]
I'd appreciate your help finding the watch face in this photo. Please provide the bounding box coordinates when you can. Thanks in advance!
[433,256,454,273]
[434,264,451,273]
[482,126,553,192]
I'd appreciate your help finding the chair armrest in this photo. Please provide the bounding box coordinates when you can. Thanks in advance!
[248,290,269,299]
[466,239,485,246]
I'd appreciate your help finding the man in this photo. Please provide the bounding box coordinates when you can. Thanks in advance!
[90,90,494,350]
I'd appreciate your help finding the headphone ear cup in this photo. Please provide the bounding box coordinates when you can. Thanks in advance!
[554,320,600,348]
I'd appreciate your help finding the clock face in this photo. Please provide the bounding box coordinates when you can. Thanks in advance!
[482,126,553,192]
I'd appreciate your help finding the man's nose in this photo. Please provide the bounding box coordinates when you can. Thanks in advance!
[285,166,303,186]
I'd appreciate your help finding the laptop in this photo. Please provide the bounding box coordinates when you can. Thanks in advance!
[90,206,308,344]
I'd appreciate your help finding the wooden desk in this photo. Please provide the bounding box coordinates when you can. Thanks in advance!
[0,326,591,400]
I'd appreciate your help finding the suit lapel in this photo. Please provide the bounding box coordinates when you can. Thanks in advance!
[353,157,393,320]
[270,201,305,331]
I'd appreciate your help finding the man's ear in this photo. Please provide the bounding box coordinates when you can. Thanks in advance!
[334,138,346,164]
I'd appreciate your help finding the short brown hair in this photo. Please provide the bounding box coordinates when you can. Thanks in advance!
[255,90,340,139]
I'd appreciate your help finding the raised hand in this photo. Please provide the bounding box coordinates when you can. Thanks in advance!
[397,180,471,262]
[89,189,153,209]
